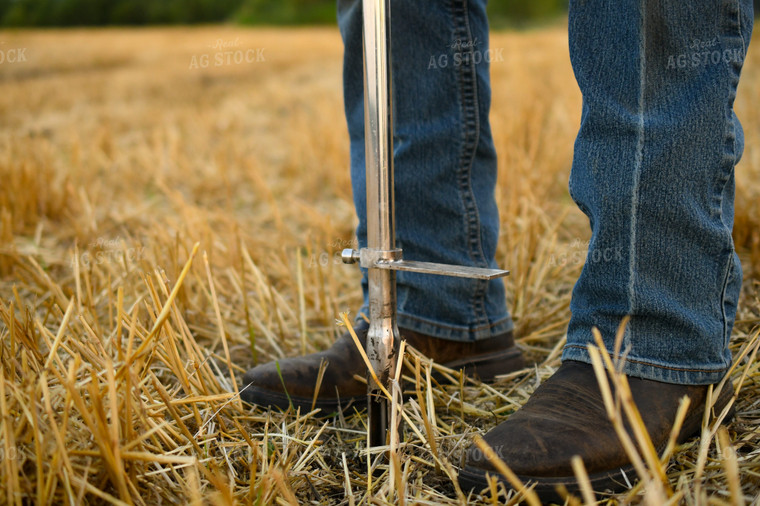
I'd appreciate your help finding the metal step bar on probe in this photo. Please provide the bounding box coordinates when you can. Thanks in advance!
[342,0,510,452]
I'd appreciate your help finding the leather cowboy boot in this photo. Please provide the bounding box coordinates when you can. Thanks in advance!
[239,321,525,414]
[458,360,734,502]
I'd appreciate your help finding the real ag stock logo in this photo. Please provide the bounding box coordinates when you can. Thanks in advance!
[189,37,266,70]
[667,37,745,70]
[0,41,27,65]
[427,37,504,70]
[70,237,145,268]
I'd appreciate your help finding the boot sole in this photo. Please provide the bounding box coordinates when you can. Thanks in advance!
[457,383,735,502]
[239,386,365,416]
[241,347,526,416]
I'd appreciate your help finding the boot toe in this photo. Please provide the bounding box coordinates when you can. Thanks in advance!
[458,360,733,500]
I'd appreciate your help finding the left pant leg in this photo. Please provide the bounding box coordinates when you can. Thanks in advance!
[337,0,512,341]
[563,0,753,384]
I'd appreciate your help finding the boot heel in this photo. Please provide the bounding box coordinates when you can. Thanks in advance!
[447,348,526,382]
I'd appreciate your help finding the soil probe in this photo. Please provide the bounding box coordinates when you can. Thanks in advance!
[342,0,510,452]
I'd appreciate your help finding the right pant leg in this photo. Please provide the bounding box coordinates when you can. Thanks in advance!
[563,0,753,384]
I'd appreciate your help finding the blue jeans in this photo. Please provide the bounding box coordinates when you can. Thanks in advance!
[337,0,753,384]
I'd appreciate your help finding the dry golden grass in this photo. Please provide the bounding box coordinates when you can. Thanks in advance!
[0,25,759,504]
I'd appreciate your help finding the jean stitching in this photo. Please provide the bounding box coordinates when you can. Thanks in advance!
[719,255,734,358]
[738,0,749,57]
[628,0,646,326]
[564,344,730,374]
[399,311,512,333]
[452,0,489,328]
[718,0,745,365]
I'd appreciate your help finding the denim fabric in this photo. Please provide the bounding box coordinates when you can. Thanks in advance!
[563,0,753,385]
[337,0,753,384]
[338,0,512,341]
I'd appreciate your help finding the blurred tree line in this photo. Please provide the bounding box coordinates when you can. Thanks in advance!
[0,0,242,26]
[0,0,571,27]
[0,0,757,27]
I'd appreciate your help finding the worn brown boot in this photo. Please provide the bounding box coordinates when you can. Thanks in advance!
[239,321,525,414]
[458,360,734,502]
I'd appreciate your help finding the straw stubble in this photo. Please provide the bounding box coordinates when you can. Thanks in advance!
[0,25,758,505]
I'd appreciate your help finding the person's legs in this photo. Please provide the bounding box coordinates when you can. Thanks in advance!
[240,0,523,412]
[343,0,512,341]
[460,0,753,498]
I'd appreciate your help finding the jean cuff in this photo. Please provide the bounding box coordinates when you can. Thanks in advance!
[562,344,731,385]
[356,305,514,342]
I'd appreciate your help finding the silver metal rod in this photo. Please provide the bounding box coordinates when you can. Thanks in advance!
[362,0,397,449]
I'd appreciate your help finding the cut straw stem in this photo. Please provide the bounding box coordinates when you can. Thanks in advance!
[718,426,744,506]
[120,242,200,378]
[339,312,392,400]
[297,248,307,355]
[203,250,240,407]
[571,456,597,505]
[414,357,440,474]
[473,436,541,506]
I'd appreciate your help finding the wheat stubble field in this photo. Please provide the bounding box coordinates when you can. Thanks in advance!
[0,25,759,505]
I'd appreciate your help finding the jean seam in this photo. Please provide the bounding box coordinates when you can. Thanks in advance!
[719,255,734,359]
[720,93,735,359]
[451,0,489,329]
[717,0,745,365]
[628,0,646,323]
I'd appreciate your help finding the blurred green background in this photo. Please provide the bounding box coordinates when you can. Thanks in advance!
[0,0,570,27]
[0,0,757,28]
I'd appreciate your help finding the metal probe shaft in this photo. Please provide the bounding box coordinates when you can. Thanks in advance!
[351,0,509,453]
[362,0,397,449]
